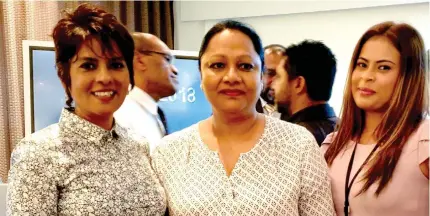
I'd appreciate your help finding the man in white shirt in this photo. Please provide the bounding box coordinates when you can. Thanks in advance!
[115,33,178,153]
[256,44,284,118]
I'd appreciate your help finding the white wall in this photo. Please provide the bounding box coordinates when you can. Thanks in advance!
[174,2,430,115]
[179,0,427,21]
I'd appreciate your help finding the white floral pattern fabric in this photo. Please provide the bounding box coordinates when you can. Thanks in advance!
[152,116,335,216]
[7,108,166,216]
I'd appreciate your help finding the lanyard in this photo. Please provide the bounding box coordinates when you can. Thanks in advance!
[344,142,379,216]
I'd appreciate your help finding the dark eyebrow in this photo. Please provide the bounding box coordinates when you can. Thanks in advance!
[358,57,368,62]
[209,54,226,59]
[376,59,395,64]
[237,54,254,59]
[77,57,98,62]
[110,57,124,62]
[76,56,124,62]
[358,57,395,64]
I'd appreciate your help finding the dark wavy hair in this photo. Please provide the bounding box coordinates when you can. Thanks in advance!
[51,3,135,108]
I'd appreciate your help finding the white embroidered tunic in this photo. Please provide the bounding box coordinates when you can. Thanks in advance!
[152,116,335,216]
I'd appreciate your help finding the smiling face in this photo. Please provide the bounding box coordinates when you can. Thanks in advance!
[200,29,262,114]
[351,36,401,113]
[68,38,130,121]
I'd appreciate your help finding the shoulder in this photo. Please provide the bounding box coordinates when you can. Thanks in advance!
[266,115,298,130]
[396,118,428,152]
[264,116,319,152]
[156,124,198,151]
[321,132,337,145]
[11,124,61,166]
[297,118,337,133]
[415,118,429,140]
[16,124,61,150]
[152,123,199,160]
[267,116,316,140]
[116,125,151,156]
[410,119,429,164]
[319,132,338,154]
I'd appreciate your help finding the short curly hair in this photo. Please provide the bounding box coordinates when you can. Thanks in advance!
[51,3,135,108]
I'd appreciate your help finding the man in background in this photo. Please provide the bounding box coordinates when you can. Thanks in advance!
[256,44,285,118]
[272,40,338,145]
[115,32,179,153]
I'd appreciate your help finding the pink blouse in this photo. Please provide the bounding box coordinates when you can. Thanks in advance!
[321,119,429,216]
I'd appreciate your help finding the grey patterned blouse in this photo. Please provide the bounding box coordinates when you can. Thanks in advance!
[7,108,166,216]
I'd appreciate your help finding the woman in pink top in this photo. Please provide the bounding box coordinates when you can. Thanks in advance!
[321,21,429,216]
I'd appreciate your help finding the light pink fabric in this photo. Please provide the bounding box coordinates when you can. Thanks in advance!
[321,119,429,216]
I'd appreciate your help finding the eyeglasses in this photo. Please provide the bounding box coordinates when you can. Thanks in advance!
[138,50,175,65]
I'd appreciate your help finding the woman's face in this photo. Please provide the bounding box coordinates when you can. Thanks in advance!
[351,36,401,113]
[200,29,262,114]
[67,38,130,122]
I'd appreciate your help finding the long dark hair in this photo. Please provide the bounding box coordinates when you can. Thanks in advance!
[325,21,428,196]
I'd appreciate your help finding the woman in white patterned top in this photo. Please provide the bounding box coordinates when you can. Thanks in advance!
[152,20,335,216]
[7,4,166,216]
